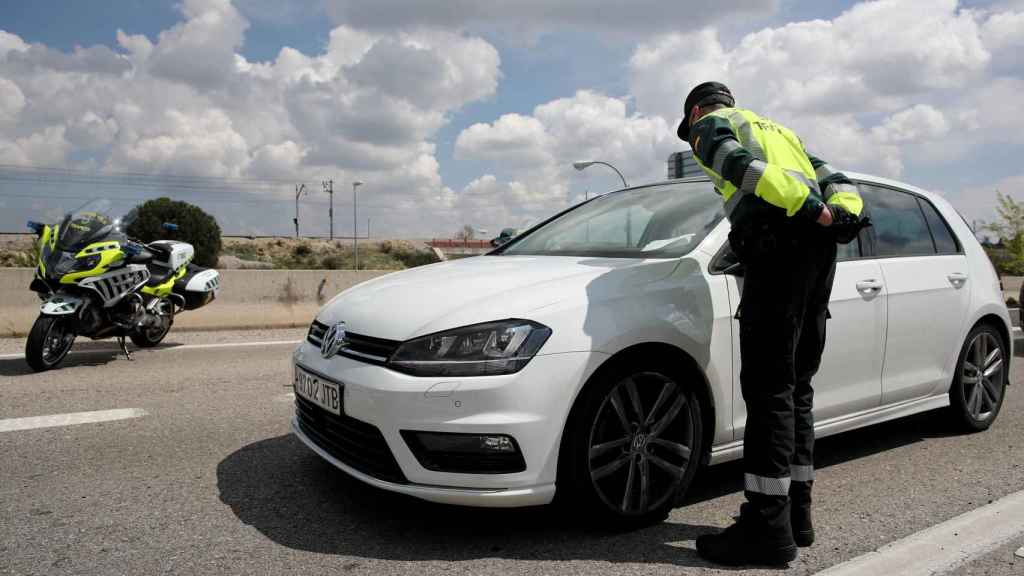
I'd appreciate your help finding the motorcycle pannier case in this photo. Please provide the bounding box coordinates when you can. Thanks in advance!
[172,264,220,310]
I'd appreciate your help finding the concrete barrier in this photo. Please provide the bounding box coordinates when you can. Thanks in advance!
[0,268,394,337]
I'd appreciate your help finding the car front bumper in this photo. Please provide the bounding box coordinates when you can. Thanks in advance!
[290,341,607,507]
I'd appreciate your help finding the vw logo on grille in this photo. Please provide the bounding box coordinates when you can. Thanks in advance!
[632,432,647,451]
[321,321,349,359]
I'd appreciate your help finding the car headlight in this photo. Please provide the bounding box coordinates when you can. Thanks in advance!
[390,320,552,376]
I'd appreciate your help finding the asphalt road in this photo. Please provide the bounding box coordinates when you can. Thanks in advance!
[1,329,1021,576]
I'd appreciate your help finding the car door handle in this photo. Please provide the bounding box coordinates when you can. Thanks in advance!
[855,279,883,294]
[948,273,968,288]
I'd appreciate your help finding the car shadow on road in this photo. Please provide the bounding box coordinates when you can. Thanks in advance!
[216,434,730,570]
[216,408,964,569]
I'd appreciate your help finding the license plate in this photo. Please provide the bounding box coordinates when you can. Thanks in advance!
[294,365,342,416]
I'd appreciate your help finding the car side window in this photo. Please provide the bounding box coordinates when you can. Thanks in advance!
[918,198,960,254]
[858,184,935,257]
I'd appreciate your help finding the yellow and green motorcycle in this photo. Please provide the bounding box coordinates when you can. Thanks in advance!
[25,198,220,371]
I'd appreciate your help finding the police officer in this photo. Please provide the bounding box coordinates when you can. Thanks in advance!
[677,82,867,566]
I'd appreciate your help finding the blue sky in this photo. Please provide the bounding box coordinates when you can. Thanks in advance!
[1,0,1022,236]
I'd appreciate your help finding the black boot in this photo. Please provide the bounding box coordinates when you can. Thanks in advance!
[790,480,814,547]
[696,501,798,566]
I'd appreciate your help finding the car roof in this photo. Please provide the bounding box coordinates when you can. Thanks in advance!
[626,172,944,205]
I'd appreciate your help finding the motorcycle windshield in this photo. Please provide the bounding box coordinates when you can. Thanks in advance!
[54,199,133,252]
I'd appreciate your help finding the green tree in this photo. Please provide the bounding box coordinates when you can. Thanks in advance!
[126,198,222,268]
[983,191,1024,275]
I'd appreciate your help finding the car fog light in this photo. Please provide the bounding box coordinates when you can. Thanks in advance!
[401,431,526,474]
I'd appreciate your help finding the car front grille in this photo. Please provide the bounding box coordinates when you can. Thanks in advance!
[306,320,402,366]
[294,394,407,484]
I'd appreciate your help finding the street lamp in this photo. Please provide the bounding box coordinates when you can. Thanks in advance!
[573,160,628,189]
[293,183,306,238]
[352,180,364,270]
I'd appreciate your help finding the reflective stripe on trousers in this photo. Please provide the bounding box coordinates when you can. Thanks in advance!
[745,473,791,496]
[791,464,814,482]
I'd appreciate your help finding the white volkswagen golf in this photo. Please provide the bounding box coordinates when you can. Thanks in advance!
[290,173,1011,525]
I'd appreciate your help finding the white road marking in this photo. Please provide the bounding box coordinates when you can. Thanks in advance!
[816,489,1024,576]
[275,392,295,402]
[0,408,148,433]
[0,339,302,361]
[1015,545,1024,559]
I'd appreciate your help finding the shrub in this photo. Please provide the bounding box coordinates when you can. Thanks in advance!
[293,243,312,258]
[126,198,222,268]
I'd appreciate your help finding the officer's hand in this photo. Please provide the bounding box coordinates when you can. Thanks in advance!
[817,205,833,227]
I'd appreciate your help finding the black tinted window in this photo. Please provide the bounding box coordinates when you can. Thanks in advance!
[859,185,935,257]
[919,199,959,254]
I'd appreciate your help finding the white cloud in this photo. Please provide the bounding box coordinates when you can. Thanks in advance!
[629,0,1022,179]
[0,1,504,236]
[324,0,777,37]
[453,90,672,231]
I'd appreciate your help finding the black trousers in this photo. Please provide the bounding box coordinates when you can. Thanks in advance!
[731,222,837,541]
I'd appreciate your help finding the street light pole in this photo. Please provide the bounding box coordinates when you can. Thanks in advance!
[352,180,364,270]
[573,160,628,189]
[293,183,305,238]
[323,180,334,240]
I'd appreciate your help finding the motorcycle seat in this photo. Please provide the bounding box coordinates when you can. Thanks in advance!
[126,249,154,264]
[145,264,177,287]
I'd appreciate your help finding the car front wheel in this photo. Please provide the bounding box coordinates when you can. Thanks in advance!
[949,323,1007,432]
[560,360,704,528]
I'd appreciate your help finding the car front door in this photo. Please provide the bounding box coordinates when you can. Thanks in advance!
[858,184,972,405]
[723,228,886,436]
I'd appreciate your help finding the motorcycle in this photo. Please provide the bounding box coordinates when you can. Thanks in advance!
[24,198,220,371]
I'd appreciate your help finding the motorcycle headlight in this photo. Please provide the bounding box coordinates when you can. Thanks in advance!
[390,320,552,377]
[72,254,102,272]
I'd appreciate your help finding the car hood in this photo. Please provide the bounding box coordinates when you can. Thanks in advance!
[317,255,680,341]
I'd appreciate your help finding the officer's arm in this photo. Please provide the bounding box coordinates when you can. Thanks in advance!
[690,115,824,220]
[806,154,863,217]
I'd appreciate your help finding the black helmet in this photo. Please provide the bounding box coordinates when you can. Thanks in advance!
[677,81,735,141]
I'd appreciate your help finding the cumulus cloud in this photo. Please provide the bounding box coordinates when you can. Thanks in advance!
[453,90,673,231]
[0,0,503,235]
[324,0,777,37]
[629,0,1023,179]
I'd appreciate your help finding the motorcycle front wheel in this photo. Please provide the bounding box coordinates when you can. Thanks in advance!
[25,315,76,372]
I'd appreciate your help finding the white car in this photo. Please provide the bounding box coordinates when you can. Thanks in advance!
[290,173,1011,525]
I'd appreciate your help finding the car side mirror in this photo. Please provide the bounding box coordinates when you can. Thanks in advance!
[27,221,44,236]
[720,261,745,276]
[712,244,744,276]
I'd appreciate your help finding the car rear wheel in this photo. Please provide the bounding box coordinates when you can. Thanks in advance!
[949,323,1007,432]
[559,359,704,528]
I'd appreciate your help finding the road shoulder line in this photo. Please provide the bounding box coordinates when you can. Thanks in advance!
[0,408,148,433]
[816,488,1024,576]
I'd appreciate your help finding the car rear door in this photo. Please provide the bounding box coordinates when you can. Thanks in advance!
[858,184,972,405]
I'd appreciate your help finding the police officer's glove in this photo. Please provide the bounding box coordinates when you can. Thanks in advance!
[830,204,871,244]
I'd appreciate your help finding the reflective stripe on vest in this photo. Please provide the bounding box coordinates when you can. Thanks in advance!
[703,108,820,219]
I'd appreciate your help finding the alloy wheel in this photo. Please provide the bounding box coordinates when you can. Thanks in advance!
[961,332,1004,421]
[42,320,74,365]
[587,372,695,515]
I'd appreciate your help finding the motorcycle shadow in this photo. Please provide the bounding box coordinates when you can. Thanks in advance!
[0,349,122,376]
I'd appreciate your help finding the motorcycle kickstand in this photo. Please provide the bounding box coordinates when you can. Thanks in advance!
[118,336,133,361]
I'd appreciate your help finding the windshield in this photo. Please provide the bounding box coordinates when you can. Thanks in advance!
[55,198,134,251]
[499,180,724,258]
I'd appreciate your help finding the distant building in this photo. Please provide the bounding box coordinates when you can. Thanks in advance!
[667,151,699,179]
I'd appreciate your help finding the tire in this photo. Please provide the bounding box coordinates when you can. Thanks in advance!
[129,315,172,348]
[558,357,705,529]
[949,323,1008,432]
[25,315,76,372]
